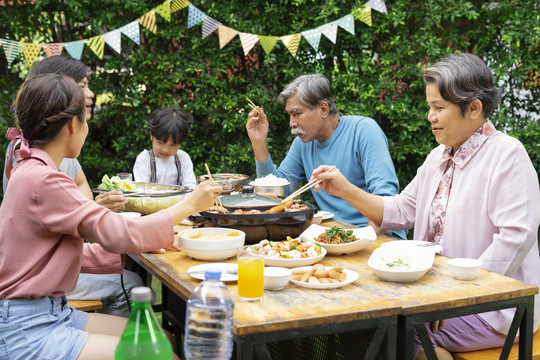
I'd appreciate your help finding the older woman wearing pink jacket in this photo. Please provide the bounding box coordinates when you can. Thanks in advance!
[311,53,540,360]
[0,73,221,359]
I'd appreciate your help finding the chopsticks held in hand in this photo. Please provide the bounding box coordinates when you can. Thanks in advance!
[204,163,226,213]
[246,96,261,115]
[281,166,337,204]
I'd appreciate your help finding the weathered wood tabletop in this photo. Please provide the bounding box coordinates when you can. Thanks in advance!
[130,219,538,359]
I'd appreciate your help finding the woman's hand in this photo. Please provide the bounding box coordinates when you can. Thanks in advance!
[430,319,447,333]
[310,165,351,198]
[246,107,269,145]
[186,180,222,215]
[94,191,127,212]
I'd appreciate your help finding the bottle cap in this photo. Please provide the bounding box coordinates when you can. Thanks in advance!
[131,286,152,303]
[204,268,221,280]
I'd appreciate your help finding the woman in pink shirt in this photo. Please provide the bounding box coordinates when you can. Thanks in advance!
[311,53,540,359]
[0,74,221,359]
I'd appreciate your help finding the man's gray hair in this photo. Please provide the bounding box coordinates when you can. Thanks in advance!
[277,74,337,114]
[423,53,501,118]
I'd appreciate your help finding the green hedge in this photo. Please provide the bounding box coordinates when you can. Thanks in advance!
[1,0,538,201]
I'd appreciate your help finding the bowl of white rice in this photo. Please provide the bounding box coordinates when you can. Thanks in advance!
[368,246,435,282]
[249,174,290,196]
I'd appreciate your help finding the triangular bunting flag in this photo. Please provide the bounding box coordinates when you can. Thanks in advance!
[202,16,221,39]
[320,21,338,44]
[338,14,355,35]
[301,28,322,52]
[352,5,372,26]
[86,35,105,59]
[218,25,238,49]
[138,11,157,34]
[258,35,278,55]
[365,0,387,14]
[120,21,140,45]
[155,1,171,22]
[42,43,63,57]
[1,39,22,66]
[171,0,190,12]
[64,40,84,60]
[188,5,206,28]
[280,33,301,58]
[239,33,258,56]
[104,29,122,54]
[22,42,41,68]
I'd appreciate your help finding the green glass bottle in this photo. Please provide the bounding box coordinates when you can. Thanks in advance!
[114,286,173,360]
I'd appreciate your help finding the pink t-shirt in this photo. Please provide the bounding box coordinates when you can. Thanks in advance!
[0,149,174,299]
[381,125,540,335]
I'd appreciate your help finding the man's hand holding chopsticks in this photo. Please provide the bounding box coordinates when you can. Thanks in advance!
[310,165,351,198]
[246,106,271,162]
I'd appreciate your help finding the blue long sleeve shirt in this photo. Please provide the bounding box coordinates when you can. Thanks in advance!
[256,115,406,239]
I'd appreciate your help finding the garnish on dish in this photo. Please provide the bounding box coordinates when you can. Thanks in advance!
[315,226,357,244]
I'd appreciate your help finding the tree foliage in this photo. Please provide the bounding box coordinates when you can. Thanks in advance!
[0,0,538,201]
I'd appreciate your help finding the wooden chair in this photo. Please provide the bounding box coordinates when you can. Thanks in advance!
[67,299,103,312]
[453,330,540,360]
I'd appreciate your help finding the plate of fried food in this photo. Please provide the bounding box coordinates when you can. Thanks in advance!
[246,237,326,268]
[300,224,377,255]
[289,264,359,289]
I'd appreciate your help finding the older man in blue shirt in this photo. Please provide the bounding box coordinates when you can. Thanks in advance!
[246,73,406,239]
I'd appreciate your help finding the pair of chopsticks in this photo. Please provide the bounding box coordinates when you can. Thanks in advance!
[204,163,226,213]
[281,166,337,204]
[246,96,260,114]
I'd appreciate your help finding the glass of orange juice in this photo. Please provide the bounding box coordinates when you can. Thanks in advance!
[237,246,264,302]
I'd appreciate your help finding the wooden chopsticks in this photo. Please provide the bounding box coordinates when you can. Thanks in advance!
[246,96,260,114]
[281,166,337,204]
[204,163,226,213]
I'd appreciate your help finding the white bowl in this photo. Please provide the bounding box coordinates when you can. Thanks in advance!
[368,246,434,282]
[118,211,142,219]
[264,267,291,290]
[300,224,377,255]
[177,228,245,261]
[251,184,289,196]
[448,258,483,280]
[381,240,442,254]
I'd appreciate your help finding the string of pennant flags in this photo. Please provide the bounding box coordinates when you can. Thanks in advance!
[0,0,387,70]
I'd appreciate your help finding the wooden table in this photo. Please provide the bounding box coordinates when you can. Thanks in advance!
[128,220,538,360]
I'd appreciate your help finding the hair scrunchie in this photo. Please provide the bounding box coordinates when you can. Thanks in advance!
[5,127,31,179]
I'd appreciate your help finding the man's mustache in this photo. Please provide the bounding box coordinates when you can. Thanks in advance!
[291,127,307,136]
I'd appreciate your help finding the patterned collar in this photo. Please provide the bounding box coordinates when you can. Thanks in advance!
[438,121,497,169]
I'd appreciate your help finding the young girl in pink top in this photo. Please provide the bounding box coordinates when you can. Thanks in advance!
[0,74,221,359]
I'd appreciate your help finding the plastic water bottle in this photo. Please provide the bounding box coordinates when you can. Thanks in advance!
[114,286,173,360]
[184,268,235,360]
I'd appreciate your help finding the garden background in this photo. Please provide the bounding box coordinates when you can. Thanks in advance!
[0,0,538,202]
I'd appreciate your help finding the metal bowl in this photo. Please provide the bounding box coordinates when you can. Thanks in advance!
[190,201,316,243]
[196,173,249,195]
[94,182,191,215]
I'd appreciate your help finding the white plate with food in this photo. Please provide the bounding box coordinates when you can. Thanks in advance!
[368,246,434,282]
[300,224,376,255]
[289,265,359,289]
[246,238,326,268]
[185,263,238,282]
[381,240,442,254]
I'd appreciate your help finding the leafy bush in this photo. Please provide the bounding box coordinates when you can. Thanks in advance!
[0,0,538,202]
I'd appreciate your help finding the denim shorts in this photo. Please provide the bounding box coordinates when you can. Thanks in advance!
[0,296,89,360]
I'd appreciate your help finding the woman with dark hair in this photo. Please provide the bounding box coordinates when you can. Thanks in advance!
[4,55,124,210]
[3,55,147,318]
[0,74,221,359]
[311,53,540,359]
[133,107,197,188]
